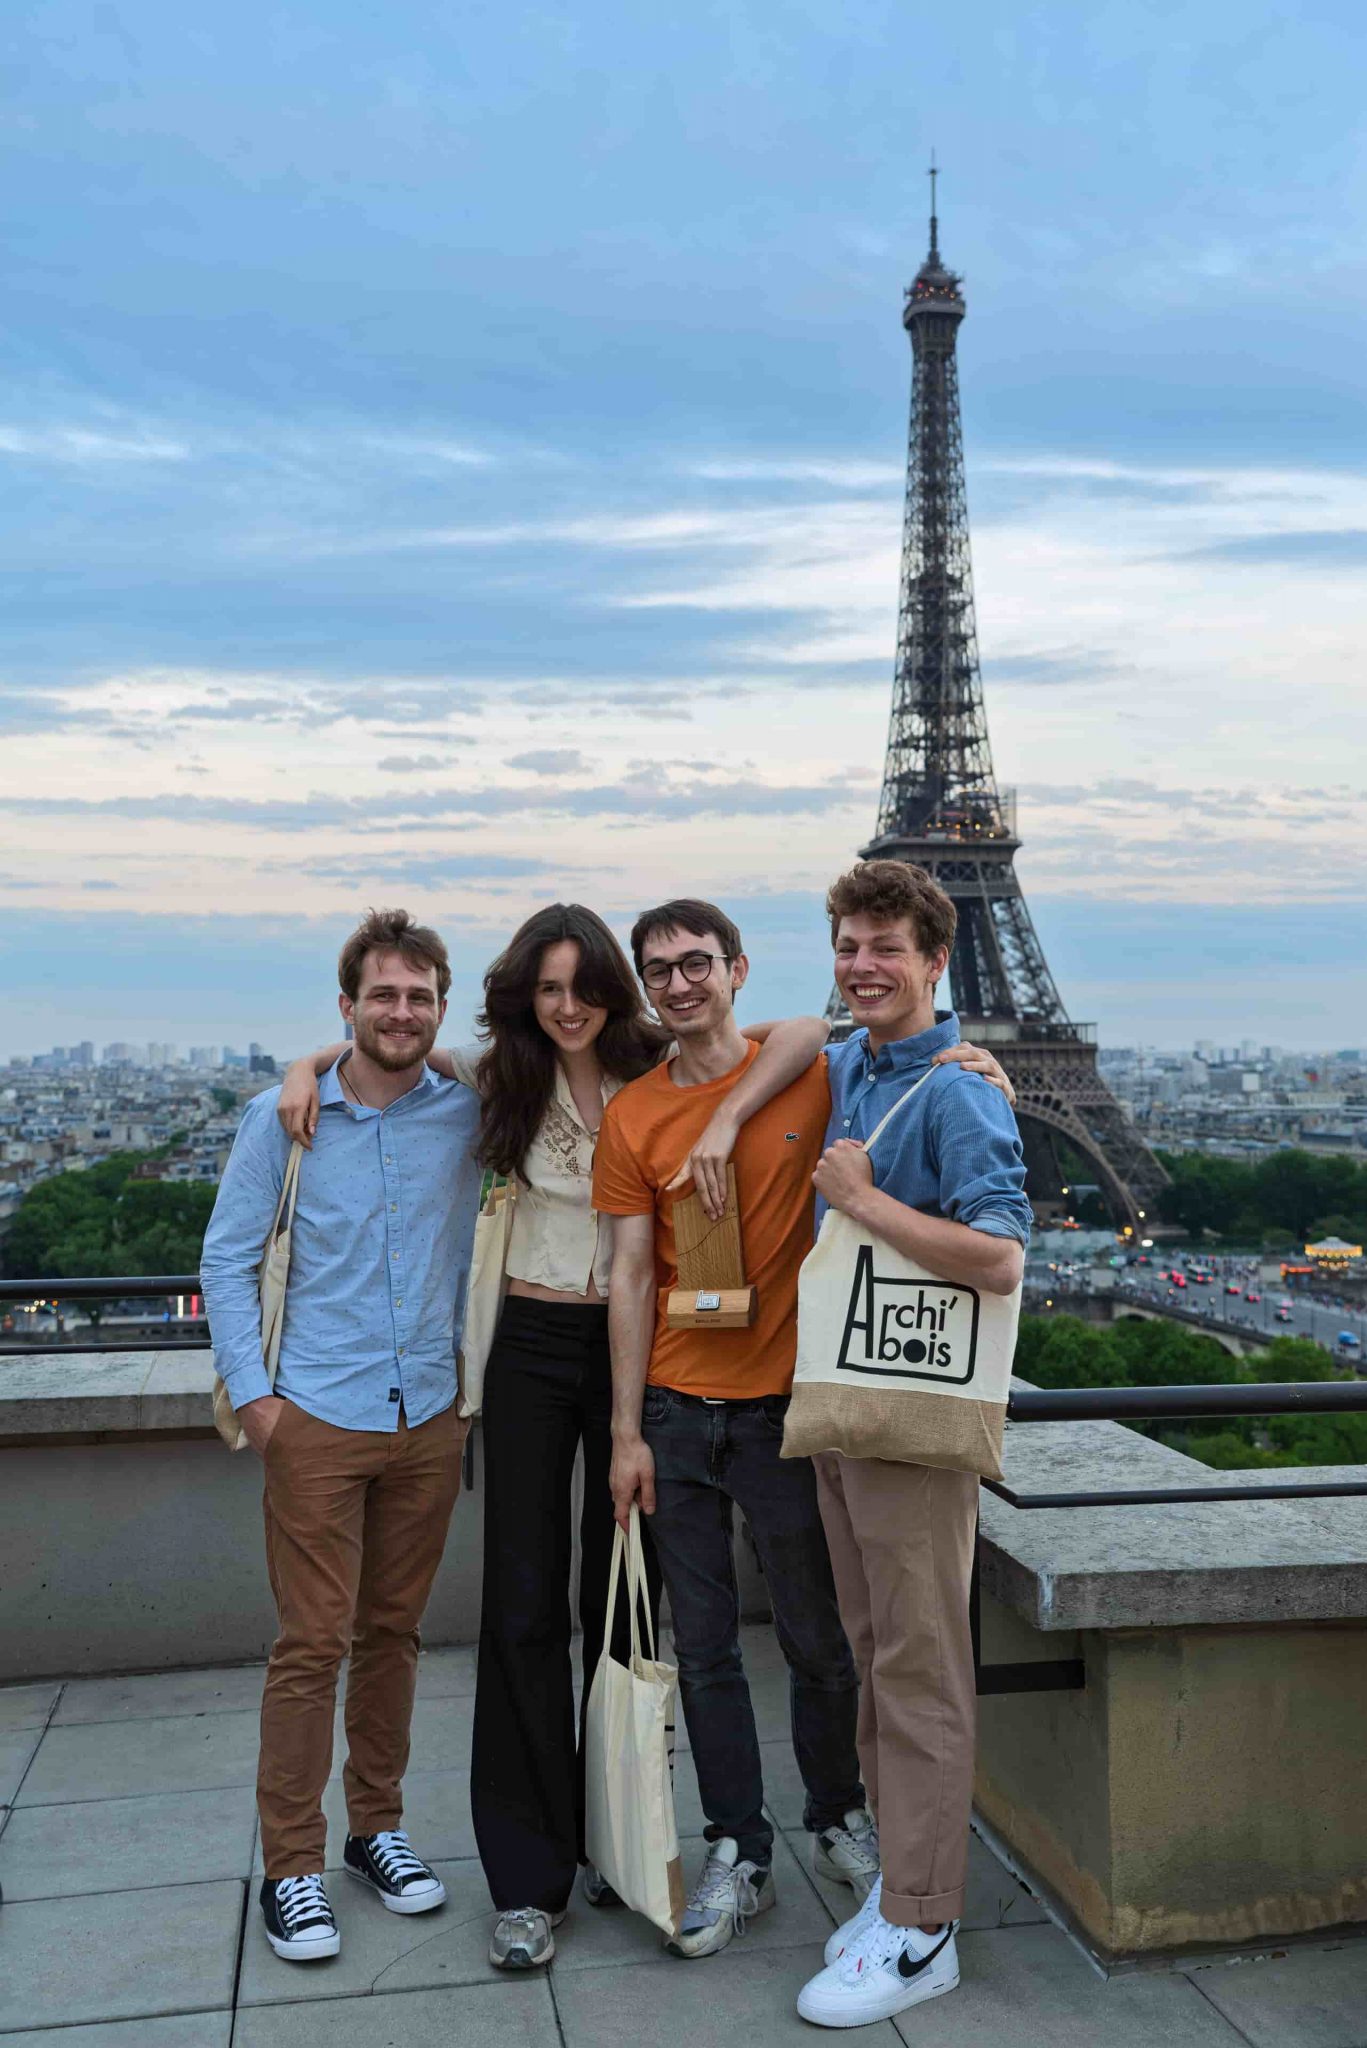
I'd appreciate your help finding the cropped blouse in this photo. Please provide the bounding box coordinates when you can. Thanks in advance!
[449,1046,623,1297]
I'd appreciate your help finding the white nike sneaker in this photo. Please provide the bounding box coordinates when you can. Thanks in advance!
[823,1870,883,1967]
[798,1913,959,2029]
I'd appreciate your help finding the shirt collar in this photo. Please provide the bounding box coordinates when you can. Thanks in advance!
[858,1009,961,1074]
[320,1054,442,1114]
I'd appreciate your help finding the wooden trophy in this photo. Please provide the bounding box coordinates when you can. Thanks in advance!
[666,1165,758,1330]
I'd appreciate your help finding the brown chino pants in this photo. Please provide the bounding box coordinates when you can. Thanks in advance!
[258,1398,466,1877]
[813,1451,979,1927]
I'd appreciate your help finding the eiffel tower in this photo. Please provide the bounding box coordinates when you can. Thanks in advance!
[827,168,1168,1235]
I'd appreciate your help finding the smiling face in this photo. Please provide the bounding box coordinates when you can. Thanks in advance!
[833,912,949,1048]
[638,923,747,1039]
[342,947,446,1071]
[532,938,609,1057]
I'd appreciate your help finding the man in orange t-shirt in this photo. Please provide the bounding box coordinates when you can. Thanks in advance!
[593,898,873,1960]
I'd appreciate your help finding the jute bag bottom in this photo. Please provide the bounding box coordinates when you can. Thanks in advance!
[781,1383,1005,1482]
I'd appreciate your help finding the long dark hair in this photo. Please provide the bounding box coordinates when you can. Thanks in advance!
[476,903,669,1179]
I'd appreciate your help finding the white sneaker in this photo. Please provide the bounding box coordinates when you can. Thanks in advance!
[666,1837,774,1959]
[813,1807,880,1899]
[489,1906,566,1969]
[798,1914,959,2029]
[823,1871,883,1967]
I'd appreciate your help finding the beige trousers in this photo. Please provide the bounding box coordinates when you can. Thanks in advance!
[813,1451,979,1926]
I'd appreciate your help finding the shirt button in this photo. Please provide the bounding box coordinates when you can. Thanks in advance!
[389,1204,397,1212]
[385,1155,393,1164]
[844,1118,851,1127]
[398,1346,405,1356]
[396,1297,404,1307]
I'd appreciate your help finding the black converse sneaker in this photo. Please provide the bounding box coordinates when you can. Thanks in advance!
[260,1874,341,1961]
[343,1829,447,1915]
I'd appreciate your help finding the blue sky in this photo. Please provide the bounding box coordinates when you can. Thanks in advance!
[3,0,1365,1054]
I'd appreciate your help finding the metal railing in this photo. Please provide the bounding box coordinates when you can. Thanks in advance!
[0,1274,207,1353]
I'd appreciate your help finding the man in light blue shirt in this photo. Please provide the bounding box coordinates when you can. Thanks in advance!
[201,908,482,1965]
[795,861,1030,2033]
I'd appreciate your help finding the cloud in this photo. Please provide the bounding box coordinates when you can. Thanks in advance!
[376,754,452,773]
[506,748,588,774]
[0,424,190,464]
[1175,530,1367,568]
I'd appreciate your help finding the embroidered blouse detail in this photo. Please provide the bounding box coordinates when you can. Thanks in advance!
[449,1046,619,1296]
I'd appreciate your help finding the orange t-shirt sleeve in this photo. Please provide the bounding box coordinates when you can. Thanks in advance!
[592,1098,656,1217]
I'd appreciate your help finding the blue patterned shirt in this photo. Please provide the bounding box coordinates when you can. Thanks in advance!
[201,1059,483,1431]
[820,1013,1032,1246]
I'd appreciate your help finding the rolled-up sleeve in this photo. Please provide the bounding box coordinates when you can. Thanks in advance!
[934,1078,1033,1245]
[200,1095,289,1409]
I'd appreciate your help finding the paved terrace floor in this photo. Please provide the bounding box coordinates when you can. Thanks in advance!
[2,1624,1365,2047]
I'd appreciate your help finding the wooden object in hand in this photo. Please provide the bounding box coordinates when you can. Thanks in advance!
[666,1166,758,1330]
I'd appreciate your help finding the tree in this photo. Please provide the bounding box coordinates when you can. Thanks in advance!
[2,1157,215,1280]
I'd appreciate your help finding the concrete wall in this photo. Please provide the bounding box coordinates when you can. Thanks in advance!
[976,1587,1367,1959]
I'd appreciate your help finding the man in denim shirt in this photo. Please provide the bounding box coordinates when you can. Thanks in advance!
[202,909,482,1965]
[795,861,1031,2033]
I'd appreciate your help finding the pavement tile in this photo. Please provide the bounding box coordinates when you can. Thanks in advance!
[0,1683,61,1735]
[553,1829,832,1976]
[0,2017,231,2047]
[0,1879,242,2032]
[887,1923,1248,2047]
[234,1977,557,2046]
[786,1825,1048,1937]
[237,1856,485,2007]
[56,1664,265,1726]
[415,1645,478,1698]
[1184,1941,1367,2047]
[553,1944,905,2046]
[0,1784,257,1901]
[0,1727,42,1807]
[251,1764,475,1873]
[16,1708,260,1806]
[240,1832,832,2010]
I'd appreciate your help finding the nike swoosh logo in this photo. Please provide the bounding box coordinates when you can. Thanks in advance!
[897,1926,955,1978]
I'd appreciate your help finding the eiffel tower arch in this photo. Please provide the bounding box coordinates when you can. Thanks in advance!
[826,171,1168,1237]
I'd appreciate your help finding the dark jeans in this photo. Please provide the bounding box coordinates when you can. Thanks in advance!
[642,1385,863,1869]
[471,1297,661,1912]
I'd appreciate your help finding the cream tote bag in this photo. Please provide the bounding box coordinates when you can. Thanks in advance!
[584,1508,685,1938]
[457,1176,516,1419]
[783,1069,1022,1481]
[211,1139,303,1452]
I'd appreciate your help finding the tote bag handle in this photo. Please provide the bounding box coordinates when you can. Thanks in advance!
[860,1064,938,1155]
[601,1506,657,1666]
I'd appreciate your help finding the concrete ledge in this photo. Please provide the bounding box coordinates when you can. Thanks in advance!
[0,1350,221,1437]
[980,1387,1367,1632]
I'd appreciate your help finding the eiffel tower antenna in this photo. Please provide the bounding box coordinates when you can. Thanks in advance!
[826,175,1167,1233]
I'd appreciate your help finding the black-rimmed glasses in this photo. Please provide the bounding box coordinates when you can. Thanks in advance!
[640,950,732,992]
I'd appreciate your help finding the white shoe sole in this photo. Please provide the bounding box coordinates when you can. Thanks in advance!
[490,1932,556,1969]
[345,1864,447,1915]
[264,1925,341,1961]
[797,1967,959,2028]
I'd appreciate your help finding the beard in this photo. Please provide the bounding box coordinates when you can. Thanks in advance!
[351,1010,439,1071]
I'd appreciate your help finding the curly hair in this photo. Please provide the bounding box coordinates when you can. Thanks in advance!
[825,860,957,956]
[338,907,451,1001]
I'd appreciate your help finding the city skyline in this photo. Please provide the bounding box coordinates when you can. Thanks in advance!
[3,3,1365,1046]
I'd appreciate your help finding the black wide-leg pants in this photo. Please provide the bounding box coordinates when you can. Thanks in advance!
[470,1295,662,1913]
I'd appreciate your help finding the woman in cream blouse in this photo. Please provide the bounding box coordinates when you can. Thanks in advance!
[278,901,833,1970]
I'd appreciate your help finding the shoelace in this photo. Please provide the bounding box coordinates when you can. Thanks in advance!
[827,1816,879,1862]
[368,1829,430,1889]
[834,1874,884,1957]
[498,1908,547,1944]
[687,1855,762,1935]
[277,1873,332,1929]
